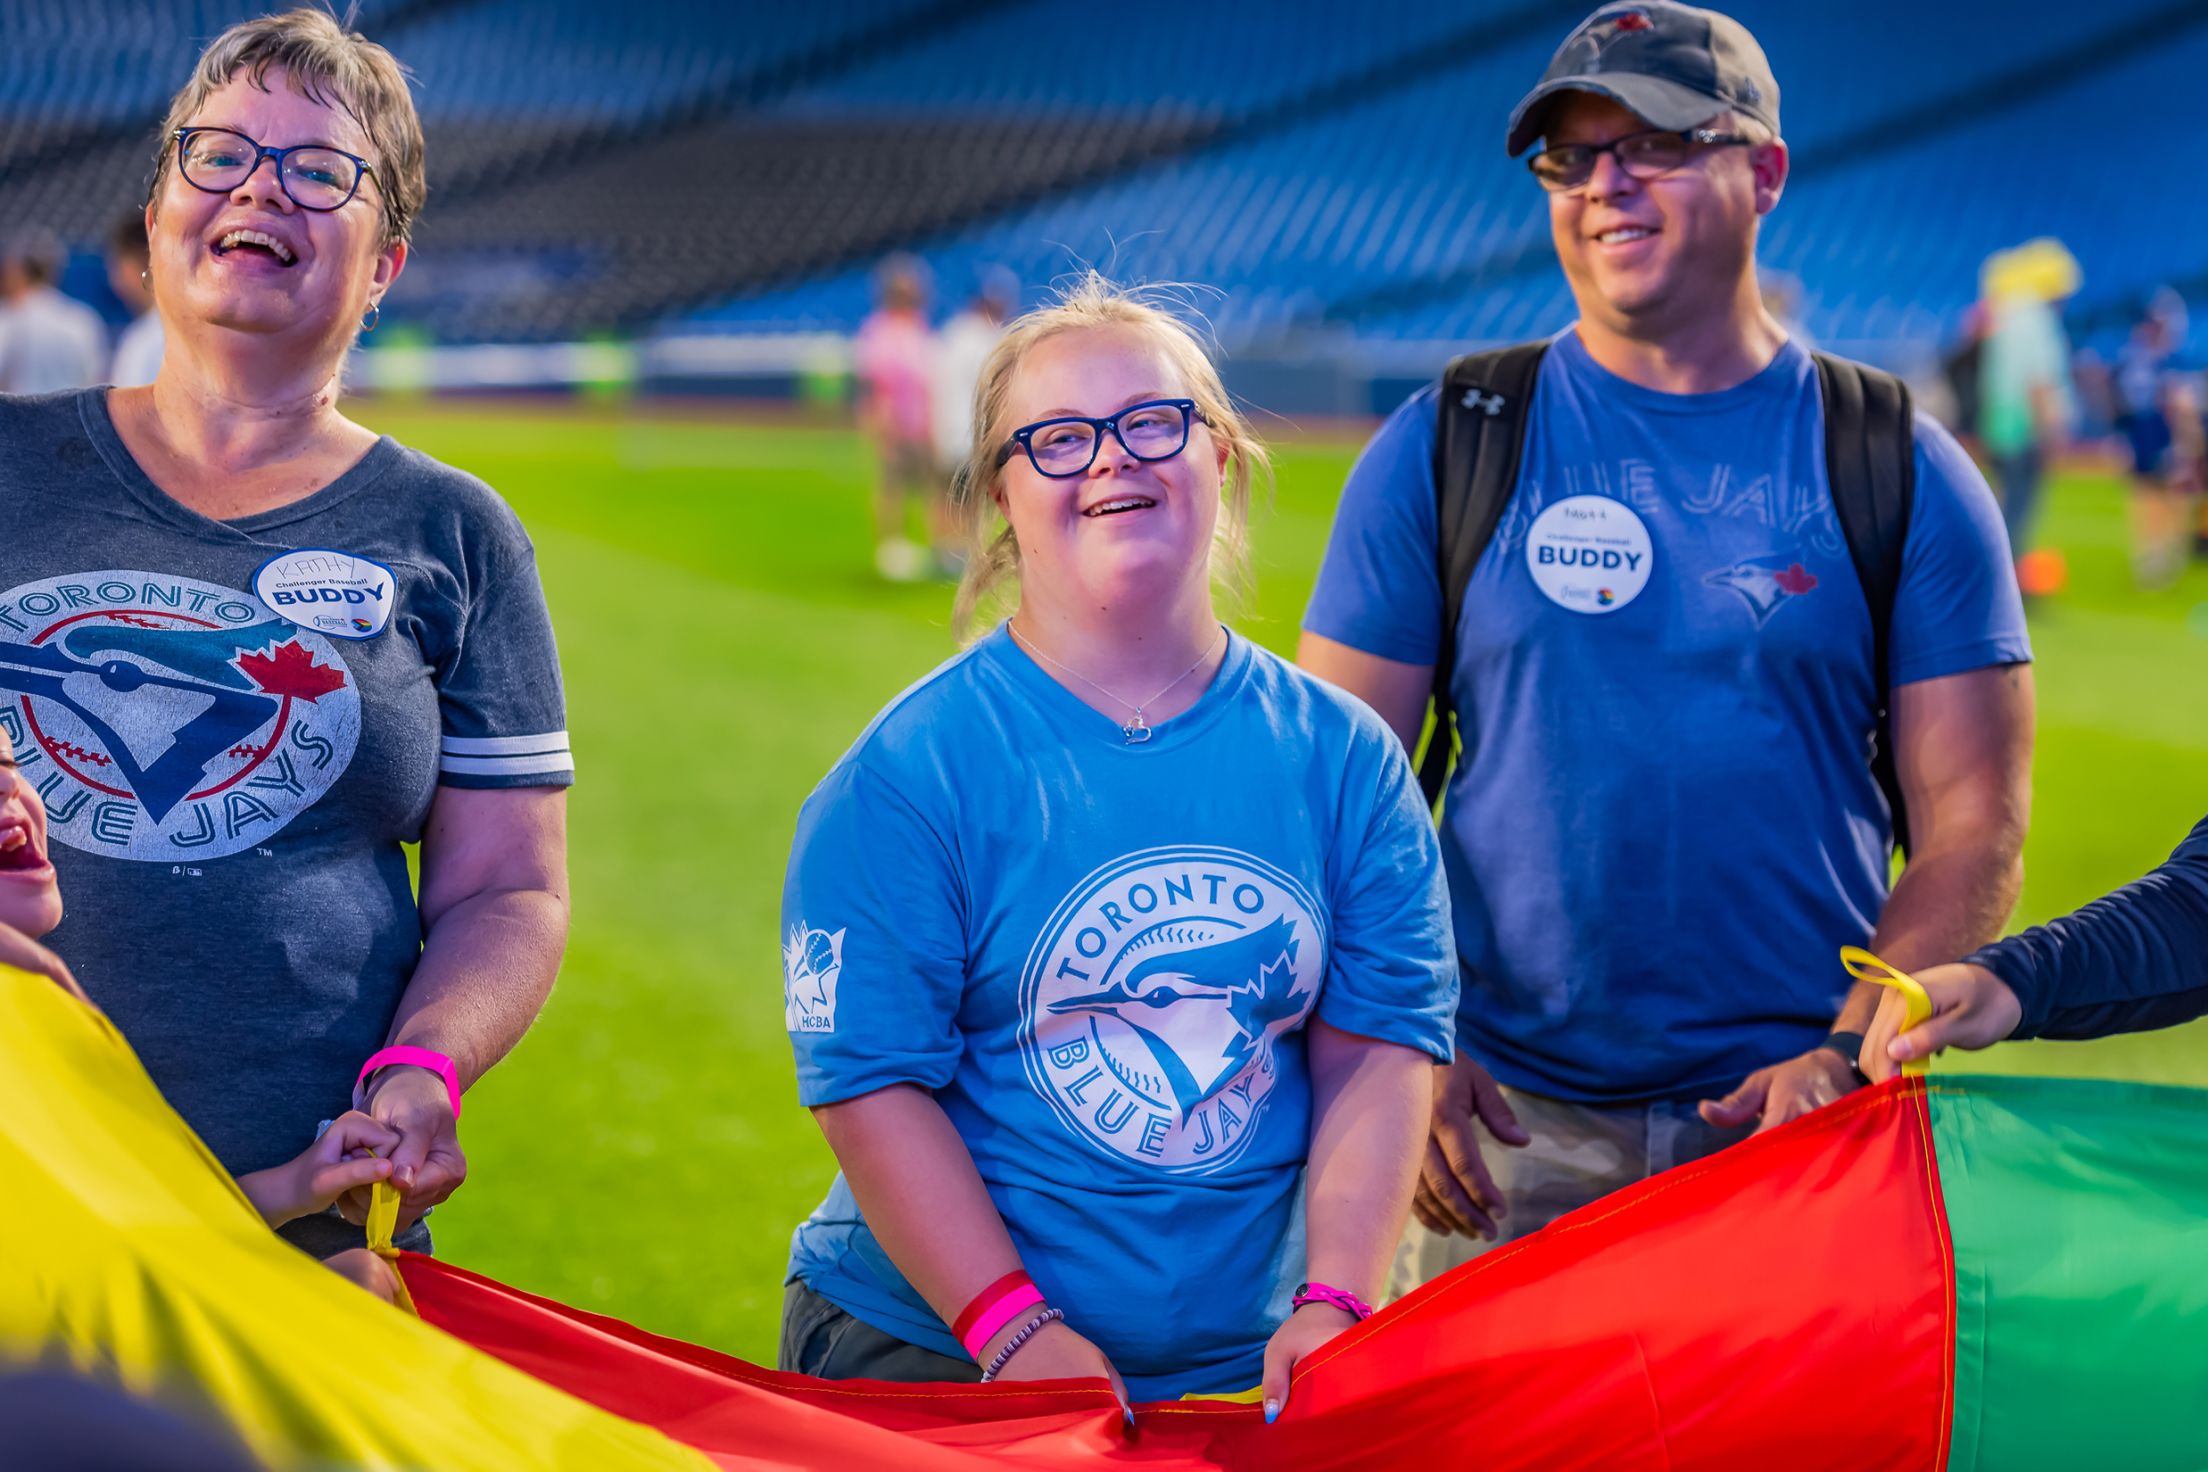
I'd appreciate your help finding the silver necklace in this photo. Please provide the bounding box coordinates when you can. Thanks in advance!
[1008,621,1225,745]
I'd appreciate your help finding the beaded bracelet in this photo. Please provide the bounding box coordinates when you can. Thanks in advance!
[978,1306,1064,1382]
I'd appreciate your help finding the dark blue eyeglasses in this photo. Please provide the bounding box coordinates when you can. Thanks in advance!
[1000,398,1203,478]
[173,127,375,212]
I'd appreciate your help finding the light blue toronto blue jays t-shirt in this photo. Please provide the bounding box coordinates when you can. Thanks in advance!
[1303,330,2030,1105]
[781,626,1456,1398]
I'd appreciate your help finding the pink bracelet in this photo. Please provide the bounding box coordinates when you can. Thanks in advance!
[354,1046,462,1121]
[961,1282,1046,1360]
[1291,1281,1375,1320]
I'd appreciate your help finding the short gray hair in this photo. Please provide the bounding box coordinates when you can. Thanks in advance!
[151,7,425,246]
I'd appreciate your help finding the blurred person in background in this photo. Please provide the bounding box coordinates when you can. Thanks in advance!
[930,267,1018,575]
[0,226,107,394]
[1298,0,2033,1297]
[857,255,944,582]
[1939,301,1988,442]
[106,212,166,388]
[0,9,573,1267]
[781,278,1454,1416]
[2112,291,2204,588]
[1976,238,2079,559]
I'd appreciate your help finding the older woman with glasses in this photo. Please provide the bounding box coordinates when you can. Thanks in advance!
[777,276,1457,1419]
[0,9,572,1261]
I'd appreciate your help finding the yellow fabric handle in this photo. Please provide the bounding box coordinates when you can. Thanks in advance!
[365,1177,401,1254]
[364,1171,419,1315]
[1839,946,1933,1079]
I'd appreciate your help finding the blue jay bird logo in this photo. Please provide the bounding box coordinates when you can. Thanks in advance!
[1047,916,1308,1122]
[1704,554,1821,627]
[0,571,361,862]
[1021,849,1325,1176]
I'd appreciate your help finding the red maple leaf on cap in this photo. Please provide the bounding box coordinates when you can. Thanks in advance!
[1774,563,1819,596]
[237,640,347,702]
[1613,10,1652,28]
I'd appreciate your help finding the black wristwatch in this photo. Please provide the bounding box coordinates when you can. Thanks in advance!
[1819,1030,1870,1085]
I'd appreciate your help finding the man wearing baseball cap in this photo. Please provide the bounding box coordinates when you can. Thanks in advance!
[1299,2,2034,1292]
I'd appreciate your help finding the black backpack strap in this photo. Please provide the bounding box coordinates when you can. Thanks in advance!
[1812,351,1918,856]
[1418,341,1550,808]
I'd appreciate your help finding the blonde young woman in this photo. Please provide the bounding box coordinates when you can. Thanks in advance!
[778,278,1456,1417]
[0,10,572,1259]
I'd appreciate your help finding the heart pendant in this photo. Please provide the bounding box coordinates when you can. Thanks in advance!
[1122,714,1153,745]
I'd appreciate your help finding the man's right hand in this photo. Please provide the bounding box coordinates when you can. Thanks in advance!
[1410,1054,1531,1240]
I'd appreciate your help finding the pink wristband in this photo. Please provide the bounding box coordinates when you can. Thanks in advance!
[961,1283,1045,1360]
[354,1046,462,1121]
[1291,1281,1375,1321]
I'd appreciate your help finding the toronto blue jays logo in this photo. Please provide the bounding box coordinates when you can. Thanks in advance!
[1573,5,1655,70]
[1020,848,1323,1175]
[1704,553,1821,628]
[0,572,361,862]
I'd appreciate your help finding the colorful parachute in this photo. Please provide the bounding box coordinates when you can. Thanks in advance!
[4,961,2205,1470]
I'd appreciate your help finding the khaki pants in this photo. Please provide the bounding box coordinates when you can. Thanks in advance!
[1388,1084,1752,1299]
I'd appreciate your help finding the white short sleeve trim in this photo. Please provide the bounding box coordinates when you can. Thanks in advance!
[439,730,573,778]
[442,731,571,756]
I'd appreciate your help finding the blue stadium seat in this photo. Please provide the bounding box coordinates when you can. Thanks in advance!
[687,0,2205,362]
[6,0,2201,354]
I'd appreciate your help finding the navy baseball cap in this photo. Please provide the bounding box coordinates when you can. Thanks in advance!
[1506,2,1780,157]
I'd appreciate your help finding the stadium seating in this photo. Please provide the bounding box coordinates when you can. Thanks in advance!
[689,0,2207,360]
[2,0,2201,358]
[0,0,964,251]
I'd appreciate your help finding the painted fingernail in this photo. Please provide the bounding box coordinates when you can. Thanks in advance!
[1263,1400,1279,1424]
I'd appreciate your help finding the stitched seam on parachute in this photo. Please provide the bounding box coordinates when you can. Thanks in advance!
[1911,1079,1957,1470]
[407,1259,1117,1409]
[1290,1086,1906,1388]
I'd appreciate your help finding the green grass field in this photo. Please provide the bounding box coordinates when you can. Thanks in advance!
[354,400,2208,1366]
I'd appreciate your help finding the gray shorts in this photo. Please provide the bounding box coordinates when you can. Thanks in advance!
[778,1279,981,1384]
[1388,1083,1751,1299]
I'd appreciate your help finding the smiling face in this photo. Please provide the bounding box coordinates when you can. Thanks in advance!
[147,66,404,359]
[0,726,62,939]
[993,324,1230,624]
[1544,92,1782,342]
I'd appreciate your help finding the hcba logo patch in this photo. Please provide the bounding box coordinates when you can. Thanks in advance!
[784,924,845,1034]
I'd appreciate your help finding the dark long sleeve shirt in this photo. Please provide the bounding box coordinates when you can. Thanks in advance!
[1967,815,2208,1041]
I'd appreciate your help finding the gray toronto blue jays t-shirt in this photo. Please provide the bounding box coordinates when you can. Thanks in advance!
[0,390,574,1256]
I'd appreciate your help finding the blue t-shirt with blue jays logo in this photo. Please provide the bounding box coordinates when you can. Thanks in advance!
[1303,331,2031,1105]
[781,626,1456,1399]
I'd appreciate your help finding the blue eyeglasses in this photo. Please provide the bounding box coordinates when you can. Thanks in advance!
[999,399,1204,478]
[172,127,375,212]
